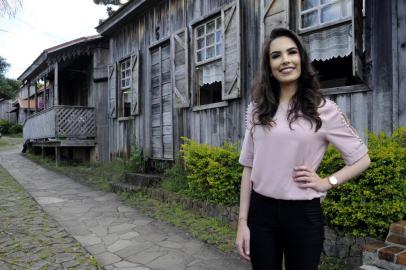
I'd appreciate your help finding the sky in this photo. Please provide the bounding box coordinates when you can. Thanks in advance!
[0,0,109,79]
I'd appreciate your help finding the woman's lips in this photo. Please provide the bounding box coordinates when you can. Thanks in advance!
[279,67,295,74]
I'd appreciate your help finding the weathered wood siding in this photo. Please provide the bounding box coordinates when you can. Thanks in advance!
[103,0,404,161]
[0,100,16,124]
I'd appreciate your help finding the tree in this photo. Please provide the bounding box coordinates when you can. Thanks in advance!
[0,0,22,17]
[93,0,123,17]
[0,56,20,99]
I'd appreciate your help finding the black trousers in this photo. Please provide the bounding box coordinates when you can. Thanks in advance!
[248,191,324,270]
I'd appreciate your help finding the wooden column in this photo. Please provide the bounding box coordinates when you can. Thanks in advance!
[54,63,59,106]
[27,82,31,113]
[34,82,38,112]
[55,146,60,167]
[43,77,47,110]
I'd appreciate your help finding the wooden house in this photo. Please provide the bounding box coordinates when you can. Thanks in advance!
[0,99,17,124]
[95,0,405,164]
[19,35,110,163]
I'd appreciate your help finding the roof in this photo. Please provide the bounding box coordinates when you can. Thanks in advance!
[18,35,104,82]
[96,0,147,35]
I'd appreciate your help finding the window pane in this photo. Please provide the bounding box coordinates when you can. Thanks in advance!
[125,70,131,77]
[197,26,204,37]
[301,11,318,28]
[216,17,221,30]
[215,31,222,43]
[197,50,204,62]
[206,46,215,58]
[126,60,131,68]
[321,3,341,23]
[301,0,318,10]
[343,0,352,17]
[206,20,215,33]
[206,33,215,46]
[215,44,222,56]
[197,38,204,49]
[126,78,130,87]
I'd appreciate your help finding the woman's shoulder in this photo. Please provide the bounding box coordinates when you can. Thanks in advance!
[318,98,341,118]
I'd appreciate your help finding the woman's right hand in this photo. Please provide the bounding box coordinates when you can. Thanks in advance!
[236,219,251,261]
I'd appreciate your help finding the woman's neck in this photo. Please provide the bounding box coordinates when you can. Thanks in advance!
[279,82,298,104]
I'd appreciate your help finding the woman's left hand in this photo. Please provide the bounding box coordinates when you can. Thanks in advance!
[292,165,331,192]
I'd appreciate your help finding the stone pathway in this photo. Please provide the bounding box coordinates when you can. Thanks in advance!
[0,165,98,269]
[0,148,250,270]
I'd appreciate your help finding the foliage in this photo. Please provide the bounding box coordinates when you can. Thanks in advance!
[0,56,21,99]
[8,123,22,134]
[0,119,12,134]
[0,0,23,17]
[180,137,243,205]
[162,153,188,193]
[319,127,406,238]
[128,144,148,173]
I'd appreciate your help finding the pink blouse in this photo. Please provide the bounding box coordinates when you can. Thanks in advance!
[239,99,368,200]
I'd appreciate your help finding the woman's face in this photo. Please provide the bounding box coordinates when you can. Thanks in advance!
[269,36,301,85]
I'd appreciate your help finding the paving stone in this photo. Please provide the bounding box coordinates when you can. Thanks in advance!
[95,251,122,265]
[120,231,140,240]
[74,234,102,246]
[109,223,137,234]
[108,239,134,252]
[0,150,251,270]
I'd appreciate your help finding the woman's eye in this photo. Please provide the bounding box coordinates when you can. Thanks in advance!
[289,50,298,55]
[271,54,280,59]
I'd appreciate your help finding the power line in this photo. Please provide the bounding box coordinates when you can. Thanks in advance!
[14,18,65,42]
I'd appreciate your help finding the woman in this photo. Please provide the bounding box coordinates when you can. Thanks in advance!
[236,28,371,270]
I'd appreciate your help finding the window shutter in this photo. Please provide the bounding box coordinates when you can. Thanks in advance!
[352,0,363,79]
[171,28,189,108]
[221,0,241,100]
[260,0,290,46]
[108,63,117,118]
[131,52,140,115]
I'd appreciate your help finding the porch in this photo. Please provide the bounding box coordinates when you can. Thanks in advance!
[23,105,96,145]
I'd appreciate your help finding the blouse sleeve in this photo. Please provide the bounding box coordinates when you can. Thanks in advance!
[239,102,254,167]
[324,100,368,165]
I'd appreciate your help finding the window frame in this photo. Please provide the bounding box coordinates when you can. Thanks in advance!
[298,0,352,33]
[118,57,132,118]
[193,14,225,107]
[194,15,223,66]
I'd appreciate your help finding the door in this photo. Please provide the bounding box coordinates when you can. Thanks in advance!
[150,42,174,160]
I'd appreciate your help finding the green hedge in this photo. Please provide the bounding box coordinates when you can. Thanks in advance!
[320,127,406,238]
[180,137,242,205]
[8,124,22,134]
[175,128,405,238]
[0,119,12,134]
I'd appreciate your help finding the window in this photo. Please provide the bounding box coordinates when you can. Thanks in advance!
[194,16,223,105]
[119,58,131,117]
[299,0,352,30]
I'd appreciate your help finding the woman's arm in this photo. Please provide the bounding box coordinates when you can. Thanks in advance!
[293,154,371,192]
[236,166,252,261]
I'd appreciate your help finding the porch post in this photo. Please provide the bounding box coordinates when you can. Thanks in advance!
[27,82,31,114]
[34,82,38,112]
[54,63,59,106]
[43,77,47,110]
[55,146,60,167]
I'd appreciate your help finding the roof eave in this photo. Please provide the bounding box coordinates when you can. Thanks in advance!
[96,0,147,35]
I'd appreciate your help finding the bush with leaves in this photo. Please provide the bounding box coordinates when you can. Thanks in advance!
[0,119,12,134]
[180,137,243,205]
[319,127,406,238]
[8,124,22,134]
[128,144,148,173]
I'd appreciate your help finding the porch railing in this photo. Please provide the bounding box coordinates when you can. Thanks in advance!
[23,105,96,141]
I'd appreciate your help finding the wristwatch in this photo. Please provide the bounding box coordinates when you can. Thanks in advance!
[328,176,339,188]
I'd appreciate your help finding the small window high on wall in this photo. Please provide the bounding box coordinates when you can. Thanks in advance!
[194,16,223,105]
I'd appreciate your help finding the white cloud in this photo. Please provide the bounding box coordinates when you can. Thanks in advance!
[0,0,108,79]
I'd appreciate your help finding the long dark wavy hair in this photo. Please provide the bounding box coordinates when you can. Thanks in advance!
[251,28,325,132]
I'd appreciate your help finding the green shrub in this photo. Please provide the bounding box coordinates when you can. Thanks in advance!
[180,137,242,205]
[0,119,12,134]
[162,153,188,193]
[8,124,22,134]
[128,144,148,173]
[319,127,406,238]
